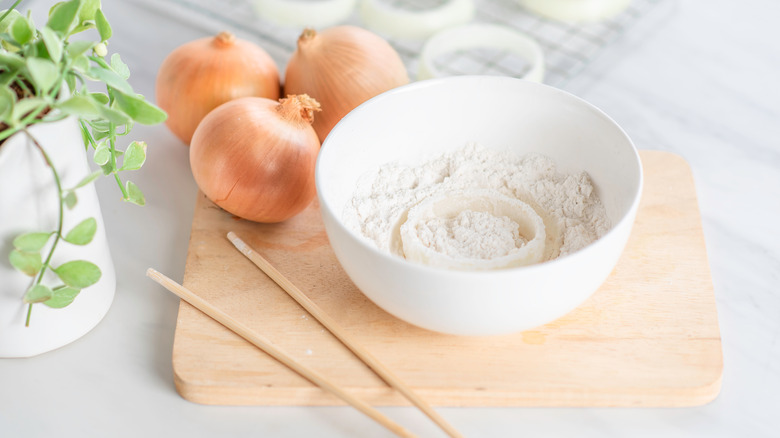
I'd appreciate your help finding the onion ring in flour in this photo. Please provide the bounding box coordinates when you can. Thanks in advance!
[400,190,547,270]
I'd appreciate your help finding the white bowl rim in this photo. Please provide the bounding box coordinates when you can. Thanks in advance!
[316,75,644,279]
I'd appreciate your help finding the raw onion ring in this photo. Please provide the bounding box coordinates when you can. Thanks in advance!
[359,0,474,40]
[252,0,357,28]
[417,23,545,82]
[517,0,632,23]
[400,190,547,270]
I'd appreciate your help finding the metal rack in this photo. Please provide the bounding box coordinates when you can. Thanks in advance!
[142,0,668,87]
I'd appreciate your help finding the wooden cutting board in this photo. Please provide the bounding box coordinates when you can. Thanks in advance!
[172,150,722,407]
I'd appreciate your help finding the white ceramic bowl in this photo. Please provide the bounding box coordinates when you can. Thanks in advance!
[316,76,642,336]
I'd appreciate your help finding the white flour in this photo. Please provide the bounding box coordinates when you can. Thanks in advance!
[414,210,528,260]
[343,143,611,264]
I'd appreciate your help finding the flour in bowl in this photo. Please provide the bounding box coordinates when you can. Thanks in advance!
[414,210,528,260]
[342,143,611,266]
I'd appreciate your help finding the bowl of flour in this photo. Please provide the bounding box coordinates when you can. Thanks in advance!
[316,76,642,336]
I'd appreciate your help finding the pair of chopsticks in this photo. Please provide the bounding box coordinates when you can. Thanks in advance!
[147,231,463,438]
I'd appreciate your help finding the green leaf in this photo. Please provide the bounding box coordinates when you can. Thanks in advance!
[64,217,97,245]
[65,72,76,93]
[39,26,63,63]
[100,161,114,175]
[0,9,22,34]
[26,57,59,94]
[57,94,100,119]
[0,70,15,86]
[78,0,101,23]
[43,286,81,308]
[23,285,53,304]
[99,105,129,125]
[89,119,110,132]
[66,40,94,58]
[0,34,21,53]
[86,66,132,94]
[53,260,101,288]
[64,191,78,209]
[120,141,146,171]
[93,143,110,165]
[73,170,102,189]
[0,86,14,120]
[0,51,25,69]
[47,0,81,34]
[110,53,129,79]
[11,96,47,122]
[69,22,95,36]
[125,180,145,206]
[13,232,52,252]
[10,16,33,45]
[71,54,90,72]
[90,92,109,105]
[9,249,42,277]
[112,91,167,125]
[94,8,111,42]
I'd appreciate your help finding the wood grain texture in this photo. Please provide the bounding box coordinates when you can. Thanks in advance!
[171,150,722,407]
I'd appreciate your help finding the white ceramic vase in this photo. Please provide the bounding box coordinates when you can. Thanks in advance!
[0,117,116,357]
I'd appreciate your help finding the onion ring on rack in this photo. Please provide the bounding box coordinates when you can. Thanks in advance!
[359,0,475,40]
[517,0,632,23]
[418,23,545,82]
[252,0,357,28]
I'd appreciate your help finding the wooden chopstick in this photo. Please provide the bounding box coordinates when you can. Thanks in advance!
[146,268,417,438]
[227,232,464,438]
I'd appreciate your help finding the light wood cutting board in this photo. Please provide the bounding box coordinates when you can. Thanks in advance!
[171,150,722,407]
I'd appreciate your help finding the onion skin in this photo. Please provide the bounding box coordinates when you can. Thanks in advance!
[189,96,321,223]
[156,32,280,145]
[284,26,409,142]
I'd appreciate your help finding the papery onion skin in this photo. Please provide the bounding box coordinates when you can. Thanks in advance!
[189,96,321,223]
[284,26,409,142]
[156,32,280,145]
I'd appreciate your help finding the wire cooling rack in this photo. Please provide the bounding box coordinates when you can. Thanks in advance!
[138,0,668,87]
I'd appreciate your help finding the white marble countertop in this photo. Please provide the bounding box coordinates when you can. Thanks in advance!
[2,0,779,436]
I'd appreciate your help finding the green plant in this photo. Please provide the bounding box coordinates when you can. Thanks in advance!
[0,0,166,325]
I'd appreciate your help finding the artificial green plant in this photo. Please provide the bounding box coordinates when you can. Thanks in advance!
[0,0,166,325]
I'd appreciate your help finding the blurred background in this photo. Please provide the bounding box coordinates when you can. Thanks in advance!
[2,0,779,437]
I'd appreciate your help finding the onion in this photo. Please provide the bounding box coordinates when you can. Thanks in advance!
[284,26,409,142]
[189,95,321,223]
[156,31,280,145]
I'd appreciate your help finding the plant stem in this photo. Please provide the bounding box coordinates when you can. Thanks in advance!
[107,113,128,199]
[80,120,98,150]
[23,128,65,327]
[0,0,23,23]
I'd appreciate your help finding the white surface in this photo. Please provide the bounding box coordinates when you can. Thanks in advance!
[1,0,778,436]
[318,76,640,335]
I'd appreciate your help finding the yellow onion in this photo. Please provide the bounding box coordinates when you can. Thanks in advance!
[156,31,280,145]
[189,95,321,223]
[284,26,409,142]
